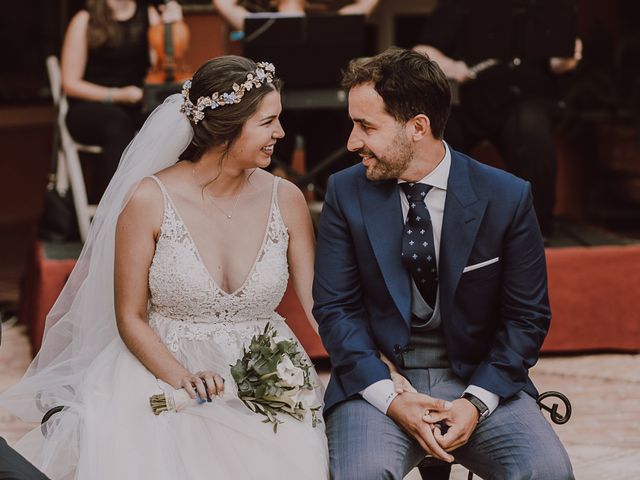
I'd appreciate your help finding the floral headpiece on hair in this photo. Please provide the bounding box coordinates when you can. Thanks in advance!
[180,62,276,124]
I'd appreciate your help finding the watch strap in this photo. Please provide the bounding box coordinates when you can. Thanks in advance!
[461,392,489,422]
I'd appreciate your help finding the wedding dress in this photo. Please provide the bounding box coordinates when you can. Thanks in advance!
[1,94,328,479]
[12,173,328,479]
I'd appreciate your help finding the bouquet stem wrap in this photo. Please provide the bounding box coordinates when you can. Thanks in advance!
[150,388,205,415]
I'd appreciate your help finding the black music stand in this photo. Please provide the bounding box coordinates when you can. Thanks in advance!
[243,13,365,89]
[458,0,578,64]
[243,13,366,195]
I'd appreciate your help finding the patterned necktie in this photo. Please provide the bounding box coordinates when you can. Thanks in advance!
[400,182,438,308]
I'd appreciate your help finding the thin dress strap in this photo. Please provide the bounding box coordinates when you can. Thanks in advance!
[147,175,170,231]
[269,175,289,240]
[271,176,284,223]
[271,175,280,208]
[148,175,169,207]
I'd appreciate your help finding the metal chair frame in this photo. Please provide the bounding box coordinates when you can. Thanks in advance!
[45,55,102,242]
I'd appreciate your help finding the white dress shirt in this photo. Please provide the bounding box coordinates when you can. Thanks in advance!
[360,142,499,416]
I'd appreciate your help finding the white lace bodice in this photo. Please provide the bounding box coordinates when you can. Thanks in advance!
[146,175,290,355]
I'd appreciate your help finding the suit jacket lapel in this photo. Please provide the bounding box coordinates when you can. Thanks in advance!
[440,153,487,321]
[359,176,412,325]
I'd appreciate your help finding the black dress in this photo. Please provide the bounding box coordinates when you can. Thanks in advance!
[66,0,150,202]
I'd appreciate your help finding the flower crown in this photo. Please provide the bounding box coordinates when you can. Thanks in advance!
[180,62,276,124]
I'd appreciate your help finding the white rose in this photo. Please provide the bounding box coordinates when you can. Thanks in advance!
[291,387,317,410]
[275,386,301,410]
[270,335,290,349]
[276,354,305,387]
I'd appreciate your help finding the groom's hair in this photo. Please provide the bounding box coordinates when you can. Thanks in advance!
[341,47,451,139]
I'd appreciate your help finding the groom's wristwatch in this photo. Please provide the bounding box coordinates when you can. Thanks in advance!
[461,392,490,423]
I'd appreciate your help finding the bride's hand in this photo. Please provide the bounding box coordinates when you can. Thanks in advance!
[390,371,417,394]
[380,353,417,394]
[179,371,225,401]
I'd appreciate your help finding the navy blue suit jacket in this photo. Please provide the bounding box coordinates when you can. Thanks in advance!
[312,149,551,413]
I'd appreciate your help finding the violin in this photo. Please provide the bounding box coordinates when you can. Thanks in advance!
[147,0,191,84]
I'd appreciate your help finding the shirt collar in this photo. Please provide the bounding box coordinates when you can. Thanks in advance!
[398,141,451,191]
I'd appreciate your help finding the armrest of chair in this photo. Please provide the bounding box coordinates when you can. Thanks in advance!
[537,390,572,425]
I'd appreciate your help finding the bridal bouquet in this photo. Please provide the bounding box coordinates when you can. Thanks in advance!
[230,322,321,432]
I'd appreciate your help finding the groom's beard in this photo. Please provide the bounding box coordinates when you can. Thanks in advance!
[363,132,413,181]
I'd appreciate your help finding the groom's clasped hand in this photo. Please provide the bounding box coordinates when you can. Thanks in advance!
[389,379,479,463]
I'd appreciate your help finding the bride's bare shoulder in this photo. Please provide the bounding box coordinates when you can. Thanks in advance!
[118,177,165,233]
[275,176,310,228]
[247,167,277,188]
[152,161,191,189]
[275,176,305,204]
[130,173,167,202]
[144,161,198,206]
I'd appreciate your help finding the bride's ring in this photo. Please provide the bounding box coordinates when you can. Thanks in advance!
[423,409,430,419]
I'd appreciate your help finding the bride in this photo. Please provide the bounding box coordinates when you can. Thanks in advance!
[0,56,329,479]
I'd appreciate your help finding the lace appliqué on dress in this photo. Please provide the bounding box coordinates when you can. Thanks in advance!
[146,176,289,354]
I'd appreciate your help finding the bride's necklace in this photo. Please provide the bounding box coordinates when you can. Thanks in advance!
[192,167,246,220]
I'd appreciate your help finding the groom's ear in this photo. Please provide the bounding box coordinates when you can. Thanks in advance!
[409,114,431,142]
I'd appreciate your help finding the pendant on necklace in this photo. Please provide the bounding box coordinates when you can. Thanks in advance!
[192,166,246,220]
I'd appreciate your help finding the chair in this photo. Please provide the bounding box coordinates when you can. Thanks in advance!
[45,55,102,242]
[418,391,572,480]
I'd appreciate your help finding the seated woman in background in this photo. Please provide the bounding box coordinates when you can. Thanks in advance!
[61,0,182,201]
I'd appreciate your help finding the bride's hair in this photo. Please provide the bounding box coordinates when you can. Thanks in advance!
[179,55,282,162]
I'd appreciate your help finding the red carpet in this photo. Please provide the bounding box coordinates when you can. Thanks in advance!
[21,242,640,358]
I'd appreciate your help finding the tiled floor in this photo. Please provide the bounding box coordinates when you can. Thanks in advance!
[0,322,39,445]
[1,321,639,479]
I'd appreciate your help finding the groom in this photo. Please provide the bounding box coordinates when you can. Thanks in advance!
[313,47,573,479]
